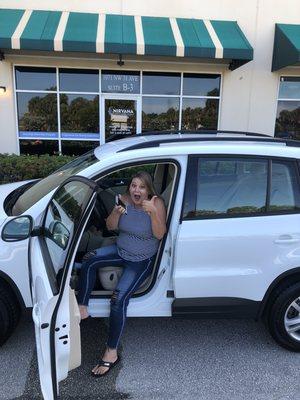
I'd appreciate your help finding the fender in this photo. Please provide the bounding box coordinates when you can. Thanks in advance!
[258,267,300,319]
[0,270,26,310]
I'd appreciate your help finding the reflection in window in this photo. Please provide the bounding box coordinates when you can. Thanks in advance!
[181,98,219,130]
[19,139,59,155]
[60,94,99,139]
[15,66,56,91]
[270,161,300,212]
[275,77,300,140]
[142,97,179,132]
[59,68,99,92]
[17,93,58,138]
[184,158,268,218]
[183,74,220,96]
[142,72,180,95]
[61,140,98,156]
[278,77,300,99]
[275,100,300,139]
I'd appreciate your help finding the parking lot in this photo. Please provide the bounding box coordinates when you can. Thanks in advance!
[1,312,300,400]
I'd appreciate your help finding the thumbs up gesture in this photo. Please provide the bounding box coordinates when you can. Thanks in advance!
[142,195,158,215]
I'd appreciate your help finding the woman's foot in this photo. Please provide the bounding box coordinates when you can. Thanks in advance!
[79,305,89,320]
[92,347,118,376]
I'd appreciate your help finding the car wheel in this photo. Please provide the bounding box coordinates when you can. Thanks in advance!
[0,282,21,346]
[268,282,300,351]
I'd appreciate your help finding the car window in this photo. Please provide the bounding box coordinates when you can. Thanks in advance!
[43,180,94,287]
[12,150,99,216]
[183,157,268,218]
[269,161,300,212]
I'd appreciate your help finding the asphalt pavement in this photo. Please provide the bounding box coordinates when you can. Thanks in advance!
[1,312,300,400]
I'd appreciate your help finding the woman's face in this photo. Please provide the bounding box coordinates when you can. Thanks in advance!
[129,177,149,206]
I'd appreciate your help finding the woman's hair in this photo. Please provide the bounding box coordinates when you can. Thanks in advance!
[127,171,157,199]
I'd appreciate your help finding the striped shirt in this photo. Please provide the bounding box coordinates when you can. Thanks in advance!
[117,204,159,261]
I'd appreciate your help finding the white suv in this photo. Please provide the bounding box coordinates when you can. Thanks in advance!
[1,132,300,399]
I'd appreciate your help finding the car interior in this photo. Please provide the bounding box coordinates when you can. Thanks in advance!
[73,162,177,296]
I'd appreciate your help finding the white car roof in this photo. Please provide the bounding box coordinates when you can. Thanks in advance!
[94,133,300,161]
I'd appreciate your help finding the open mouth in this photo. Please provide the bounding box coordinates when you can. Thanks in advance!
[133,194,141,201]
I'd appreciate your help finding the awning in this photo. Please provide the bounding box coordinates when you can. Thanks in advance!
[272,24,300,71]
[0,8,253,70]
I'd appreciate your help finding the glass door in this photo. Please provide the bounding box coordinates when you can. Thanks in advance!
[101,95,141,143]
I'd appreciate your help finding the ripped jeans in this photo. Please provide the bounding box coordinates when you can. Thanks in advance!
[76,244,155,349]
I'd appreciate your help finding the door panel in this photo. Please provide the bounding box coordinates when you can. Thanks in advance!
[30,176,98,400]
[174,156,300,303]
[174,215,300,301]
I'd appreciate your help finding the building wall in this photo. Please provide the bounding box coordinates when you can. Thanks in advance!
[0,0,299,154]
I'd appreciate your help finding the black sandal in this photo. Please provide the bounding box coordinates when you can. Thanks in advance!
[91,357,120,378]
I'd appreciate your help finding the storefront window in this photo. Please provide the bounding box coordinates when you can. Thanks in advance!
[142,97,179,131]
[101,70,140,94]
[142,72,181,95]
[59,68,99,92]
[19,139,59,155]
[15,66,56,91]
[181,98,219,130]
[17,92,58,138]
[15,66,221,154]
[60,94,99,139]
[61,140,98,156]
[275,77,300,139]
[183,73,220,97]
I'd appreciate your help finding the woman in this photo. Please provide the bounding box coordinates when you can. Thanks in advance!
[77,171,166,377]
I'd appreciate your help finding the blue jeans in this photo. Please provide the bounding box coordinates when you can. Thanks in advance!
[77,244,155,349]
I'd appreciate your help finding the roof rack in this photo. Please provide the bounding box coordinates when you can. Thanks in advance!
[107,129,271,143]
[117,133,300,153]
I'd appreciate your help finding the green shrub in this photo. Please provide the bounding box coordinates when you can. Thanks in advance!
[0,154,75,184]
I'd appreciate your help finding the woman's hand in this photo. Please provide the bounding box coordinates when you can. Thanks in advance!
[114,205,126,215]
[142,196,158,215]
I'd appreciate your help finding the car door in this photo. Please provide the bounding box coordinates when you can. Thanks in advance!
[173,155,300,315]
[29,176,98,400]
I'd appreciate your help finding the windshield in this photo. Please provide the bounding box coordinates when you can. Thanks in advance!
[12,150,99,216]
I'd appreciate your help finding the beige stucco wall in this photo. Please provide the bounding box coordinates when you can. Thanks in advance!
[0,0,300,154]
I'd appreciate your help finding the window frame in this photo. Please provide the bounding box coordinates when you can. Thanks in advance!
[13,64,222,155]
[275,75,300,139]
[181,154,300,222]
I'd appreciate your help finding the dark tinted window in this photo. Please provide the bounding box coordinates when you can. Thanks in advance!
[15,66,56,91]
[59,68,99,92]
[61,140,98,156]
[183,73,220,96]
[19,139,59,155]
[270,161,300,212]
[142,97,179,131]
[181,98,219,130]
[183,157,268,219]
[142,72,180,95]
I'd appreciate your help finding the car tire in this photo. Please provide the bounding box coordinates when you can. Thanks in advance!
[268,282,300,351]
[0,282,21,346]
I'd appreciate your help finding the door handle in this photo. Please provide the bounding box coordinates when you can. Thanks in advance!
[274,236,300,244]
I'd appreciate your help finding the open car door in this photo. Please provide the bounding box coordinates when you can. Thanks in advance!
[29,176,98,400]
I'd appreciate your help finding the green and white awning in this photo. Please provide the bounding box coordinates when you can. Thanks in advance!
[0,8,253,69]
[272,24,300,71]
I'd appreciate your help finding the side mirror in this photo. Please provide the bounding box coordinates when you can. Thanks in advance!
[48,220,70,250]
[1,216,33,242]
